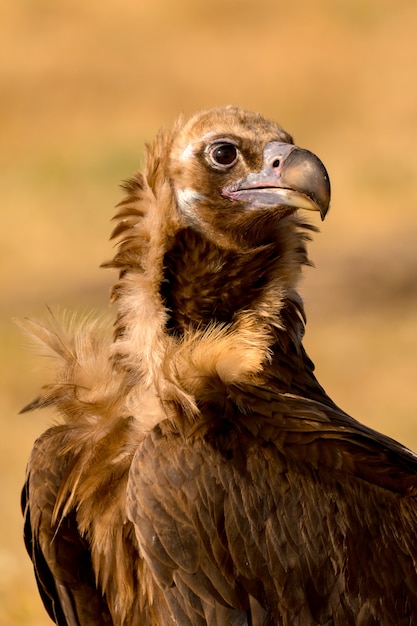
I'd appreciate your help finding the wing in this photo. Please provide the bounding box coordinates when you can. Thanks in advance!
[127,392,417,625]
[127,421,255,626]
[22,427,114,626]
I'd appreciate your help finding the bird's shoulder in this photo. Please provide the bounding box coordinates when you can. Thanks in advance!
[128,395,417,624]
[23,426,114,626]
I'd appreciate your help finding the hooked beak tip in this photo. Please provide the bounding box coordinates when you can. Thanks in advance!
[222,142,331,220]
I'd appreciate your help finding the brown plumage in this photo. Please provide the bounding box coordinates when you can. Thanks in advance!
[21,105,417,625]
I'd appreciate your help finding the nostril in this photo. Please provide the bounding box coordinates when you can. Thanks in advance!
[272,159,280,168]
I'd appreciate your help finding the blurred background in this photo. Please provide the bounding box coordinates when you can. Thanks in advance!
[2,0,417,623]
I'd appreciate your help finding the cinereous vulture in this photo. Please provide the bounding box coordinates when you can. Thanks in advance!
[20,106,417,625]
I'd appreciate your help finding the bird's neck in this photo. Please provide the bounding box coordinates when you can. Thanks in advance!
[159,226,331,404]
[109,216,327,417]
[160,228,283,331]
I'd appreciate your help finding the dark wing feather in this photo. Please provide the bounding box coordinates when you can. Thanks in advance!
[127,391,417,626]
[128,426,253,625]
[22,428,113,626]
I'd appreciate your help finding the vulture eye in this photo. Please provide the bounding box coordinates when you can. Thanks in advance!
[209,143,238,168]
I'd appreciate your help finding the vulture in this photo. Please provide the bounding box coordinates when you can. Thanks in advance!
[21,105,417,626]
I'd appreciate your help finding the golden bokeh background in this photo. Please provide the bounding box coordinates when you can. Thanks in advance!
[2,1,417,623]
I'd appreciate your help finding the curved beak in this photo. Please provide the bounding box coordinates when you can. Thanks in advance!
[222,142,331,220]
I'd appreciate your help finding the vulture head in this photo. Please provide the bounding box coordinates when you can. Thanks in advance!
[105,105,331,415]
[169,106,329,249]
